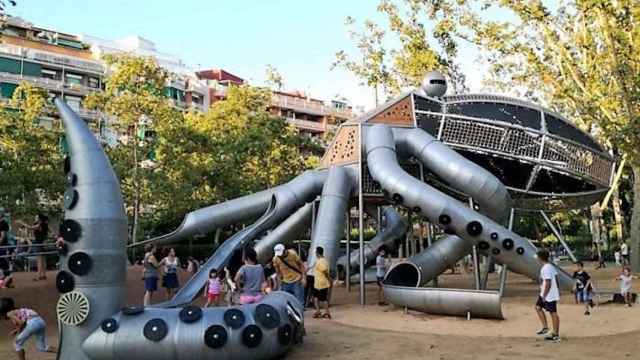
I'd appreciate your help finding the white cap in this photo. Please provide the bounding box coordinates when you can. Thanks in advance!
[274,244,285,257]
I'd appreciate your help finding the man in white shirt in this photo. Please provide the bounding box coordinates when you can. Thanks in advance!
[621,242,630,266]
[535,249,561,342]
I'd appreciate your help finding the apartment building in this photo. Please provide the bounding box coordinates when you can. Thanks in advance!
[81,34,210,112]
[270,90,353,136]
[196,68,245,105]
[0,15,104,127]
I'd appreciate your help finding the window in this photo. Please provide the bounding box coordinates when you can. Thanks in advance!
[0,82,18,98]
[64,95,82,111]
[88,77,100,88]
[41,68,60,80]
[65,72,83,85]
[191,93,203,105]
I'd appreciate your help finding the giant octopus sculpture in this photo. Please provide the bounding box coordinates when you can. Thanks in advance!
[53,71,613,359]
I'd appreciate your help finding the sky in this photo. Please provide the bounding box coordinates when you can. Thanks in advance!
[11,0,487,112]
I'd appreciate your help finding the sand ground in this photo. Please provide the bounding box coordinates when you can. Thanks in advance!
[1,262,638,360]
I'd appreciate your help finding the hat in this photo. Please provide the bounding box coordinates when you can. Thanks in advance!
[274,244,285,257]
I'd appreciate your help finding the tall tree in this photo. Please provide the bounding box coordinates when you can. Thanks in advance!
[84,54,180,244]
[453,0,640,270]
[333,1,467,104]
[0,82,64,218]
[265,64,285,92]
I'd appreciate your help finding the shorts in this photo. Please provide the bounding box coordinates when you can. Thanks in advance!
[144,276,158,292]
[575,289,592,303]
[162,273,179,289]
[239,294,263,305]
[207,293,220,302]
[314,288,329,302]
[536,296,557,313]
[15,316,48,352]
[376,276,384,286]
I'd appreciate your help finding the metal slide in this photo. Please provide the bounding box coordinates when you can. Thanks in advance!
[306,166,356,275]
[365,125,573,318]
[55,102,305,360]
[336,206,407,279]
[131,170,327,249]
[255,203,313,264]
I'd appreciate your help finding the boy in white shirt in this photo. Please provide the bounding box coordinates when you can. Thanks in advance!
[535,249,561,342]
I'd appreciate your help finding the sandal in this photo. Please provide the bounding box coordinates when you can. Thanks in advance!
[312,312,322,319]
[322,313,332,319]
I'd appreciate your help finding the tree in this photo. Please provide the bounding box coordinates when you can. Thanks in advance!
[0,82,64,219]
[84,54,180,244]
[265,64,285,92]
[333,1,467,104]
[449,0,640,270]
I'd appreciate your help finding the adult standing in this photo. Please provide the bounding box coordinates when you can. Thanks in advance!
[272,244,306,307]
[312,246,331,319]
[621,241,630,266]
[159,248,180,300]
[375,247,389,306]
[534,249,561,342]
[234,248,266,305]
[0,220,9,273]
[30,214,48,281]
[142,244,160,306]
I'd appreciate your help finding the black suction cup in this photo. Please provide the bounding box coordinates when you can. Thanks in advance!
[223,309,245,329]
[143,318,168,342]
[204,325,228,349]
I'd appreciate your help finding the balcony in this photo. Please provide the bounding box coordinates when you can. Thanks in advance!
[0,72,100,95]
[0,42,104,74]
[285,117,326,133]
[273,94,353,119]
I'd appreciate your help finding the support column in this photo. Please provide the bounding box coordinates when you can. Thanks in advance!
[346,208,351,292]
[541,210,578,263]
[358,123,365,306]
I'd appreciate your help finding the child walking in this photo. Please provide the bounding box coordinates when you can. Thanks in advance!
[617,267,637,307]
[1,297,57,360]
[572,261,593,315]
[204,268,222,307]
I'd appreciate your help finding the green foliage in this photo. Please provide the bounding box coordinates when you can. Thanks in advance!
[265,64,285,91]
[0,82,64,218]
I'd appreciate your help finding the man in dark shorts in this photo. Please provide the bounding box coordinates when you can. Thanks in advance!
[535,249,561,342]
[312,247,331,319]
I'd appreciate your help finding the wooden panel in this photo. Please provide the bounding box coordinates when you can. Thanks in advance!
[369,96,414,126]
[320,125,360,168]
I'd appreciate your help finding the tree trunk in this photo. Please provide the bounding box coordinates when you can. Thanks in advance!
[612,189,624,241]
[131,132,140,245]
[630,165,640,272]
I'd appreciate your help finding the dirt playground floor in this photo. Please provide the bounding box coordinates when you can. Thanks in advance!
[0,262,638,360]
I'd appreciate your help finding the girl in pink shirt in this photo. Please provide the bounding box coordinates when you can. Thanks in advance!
[204,268,222,307]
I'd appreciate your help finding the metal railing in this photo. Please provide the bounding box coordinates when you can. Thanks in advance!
[0,72,100,94]
[0,43,104,74]
[273,94,352,119]
[434,113,613,186]
[285,117,326,132]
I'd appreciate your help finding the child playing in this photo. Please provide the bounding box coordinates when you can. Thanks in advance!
[1,297,57,360]
[617,267,637,307]
[203,268,222,307]
[572,262,593,315]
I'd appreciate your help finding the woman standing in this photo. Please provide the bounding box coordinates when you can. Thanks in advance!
[142,244,159,306]
[159,248,180,300]
[30,214,48,281]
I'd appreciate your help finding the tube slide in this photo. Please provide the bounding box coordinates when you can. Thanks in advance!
[365,124,573,289]
[336,206,407,278]
[255,203,313,264]
[383,285,504,319]
[306,166,355,275]
[82,291,304,360]
[132,170,326,248]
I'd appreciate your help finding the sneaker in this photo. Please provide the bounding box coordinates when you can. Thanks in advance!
[544,334,560,342]
[536,328,549,335]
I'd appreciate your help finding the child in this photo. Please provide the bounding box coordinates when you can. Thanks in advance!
[1,297,57,360]
[572,262,593,315]
[0,270,14,288]
[312,246,332,319]
[204,269,222,307]
[617,267,637,307]
[223,267,236,305]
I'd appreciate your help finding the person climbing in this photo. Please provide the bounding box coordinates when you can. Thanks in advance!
[1,297,57,360]
[312,246,332,319]
[534,249,561,342]
[272,243,306,306]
